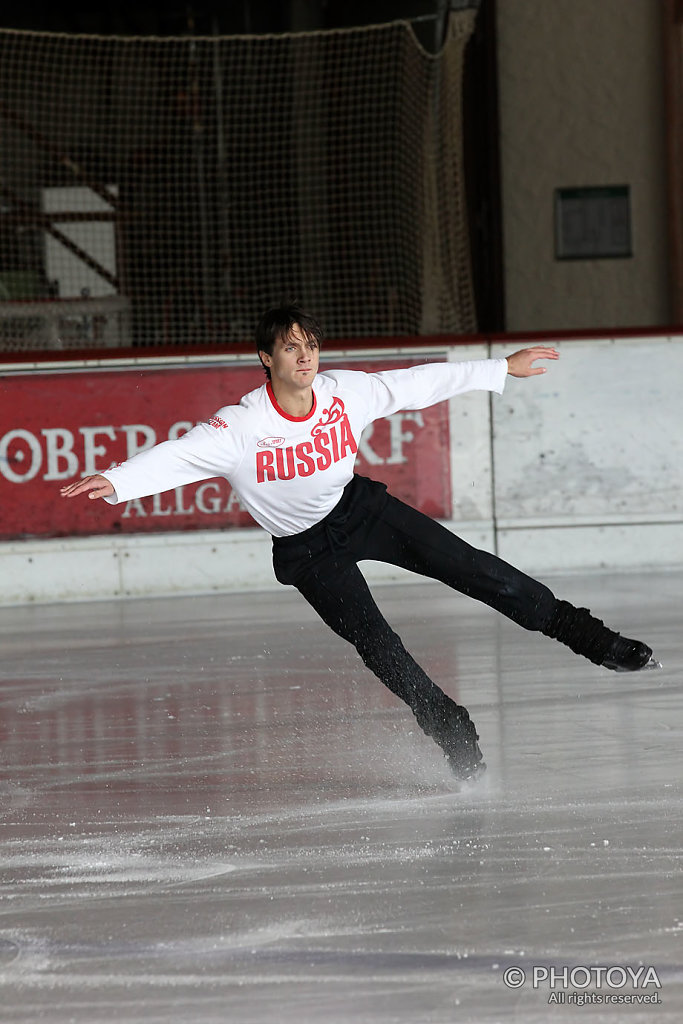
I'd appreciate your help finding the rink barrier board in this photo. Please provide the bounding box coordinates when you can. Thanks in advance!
[1,332,681,604]
[0,356,454,540]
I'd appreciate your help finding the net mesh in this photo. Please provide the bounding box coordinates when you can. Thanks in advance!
[0,13,476,352]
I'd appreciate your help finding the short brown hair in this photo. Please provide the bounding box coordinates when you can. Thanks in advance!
[255,304,323,380]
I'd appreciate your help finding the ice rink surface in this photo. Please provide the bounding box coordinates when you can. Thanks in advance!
[0,569,681,1023]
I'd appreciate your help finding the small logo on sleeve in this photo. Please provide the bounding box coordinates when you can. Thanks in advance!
[208,415,229,430]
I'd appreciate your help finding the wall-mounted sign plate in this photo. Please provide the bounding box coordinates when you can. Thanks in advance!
[555,185,631,260]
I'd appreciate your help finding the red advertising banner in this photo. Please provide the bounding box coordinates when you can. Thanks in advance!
[0,358,452,540]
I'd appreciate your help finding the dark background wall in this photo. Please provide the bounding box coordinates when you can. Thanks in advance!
[2,1,453,38]
[1,1,671,336]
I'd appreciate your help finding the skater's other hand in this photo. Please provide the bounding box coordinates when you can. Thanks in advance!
[60,474,115,500]
[506,346,559,377]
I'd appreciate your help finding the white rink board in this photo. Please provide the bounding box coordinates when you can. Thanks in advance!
[491,337,683,521]
[490,335,683,573]
[1,334,682,605]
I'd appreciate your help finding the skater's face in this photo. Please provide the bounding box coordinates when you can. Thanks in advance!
[260,323,320,391]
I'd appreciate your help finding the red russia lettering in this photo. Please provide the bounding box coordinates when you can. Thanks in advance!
[256,418,357,483]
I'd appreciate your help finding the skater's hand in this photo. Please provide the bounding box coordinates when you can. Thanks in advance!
[60,474,114,500]
[506,346,559,377]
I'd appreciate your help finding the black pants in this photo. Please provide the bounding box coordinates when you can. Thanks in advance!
[272,475,557,720]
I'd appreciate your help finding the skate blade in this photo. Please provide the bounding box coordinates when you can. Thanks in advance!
[610,655,662,673]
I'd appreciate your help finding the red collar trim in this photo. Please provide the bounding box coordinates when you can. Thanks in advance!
[266,381,317,422]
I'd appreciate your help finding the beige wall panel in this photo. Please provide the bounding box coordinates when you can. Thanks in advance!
[497,0,669,330]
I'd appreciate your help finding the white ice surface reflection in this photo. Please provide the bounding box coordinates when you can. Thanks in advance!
[0,571,681,1022]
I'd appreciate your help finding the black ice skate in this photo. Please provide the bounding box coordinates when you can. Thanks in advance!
[543,599,661,672]
[443,729,487,782]
[416,696,486,782]
[601,636,661,672]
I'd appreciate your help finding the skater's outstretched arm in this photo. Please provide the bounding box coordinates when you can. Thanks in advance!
[330,345,560,423]
[60,475,115,501]
[58,412,240,506]
[506,346,559,377]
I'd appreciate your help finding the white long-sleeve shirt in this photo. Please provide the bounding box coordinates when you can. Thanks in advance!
[102,360,508,536]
